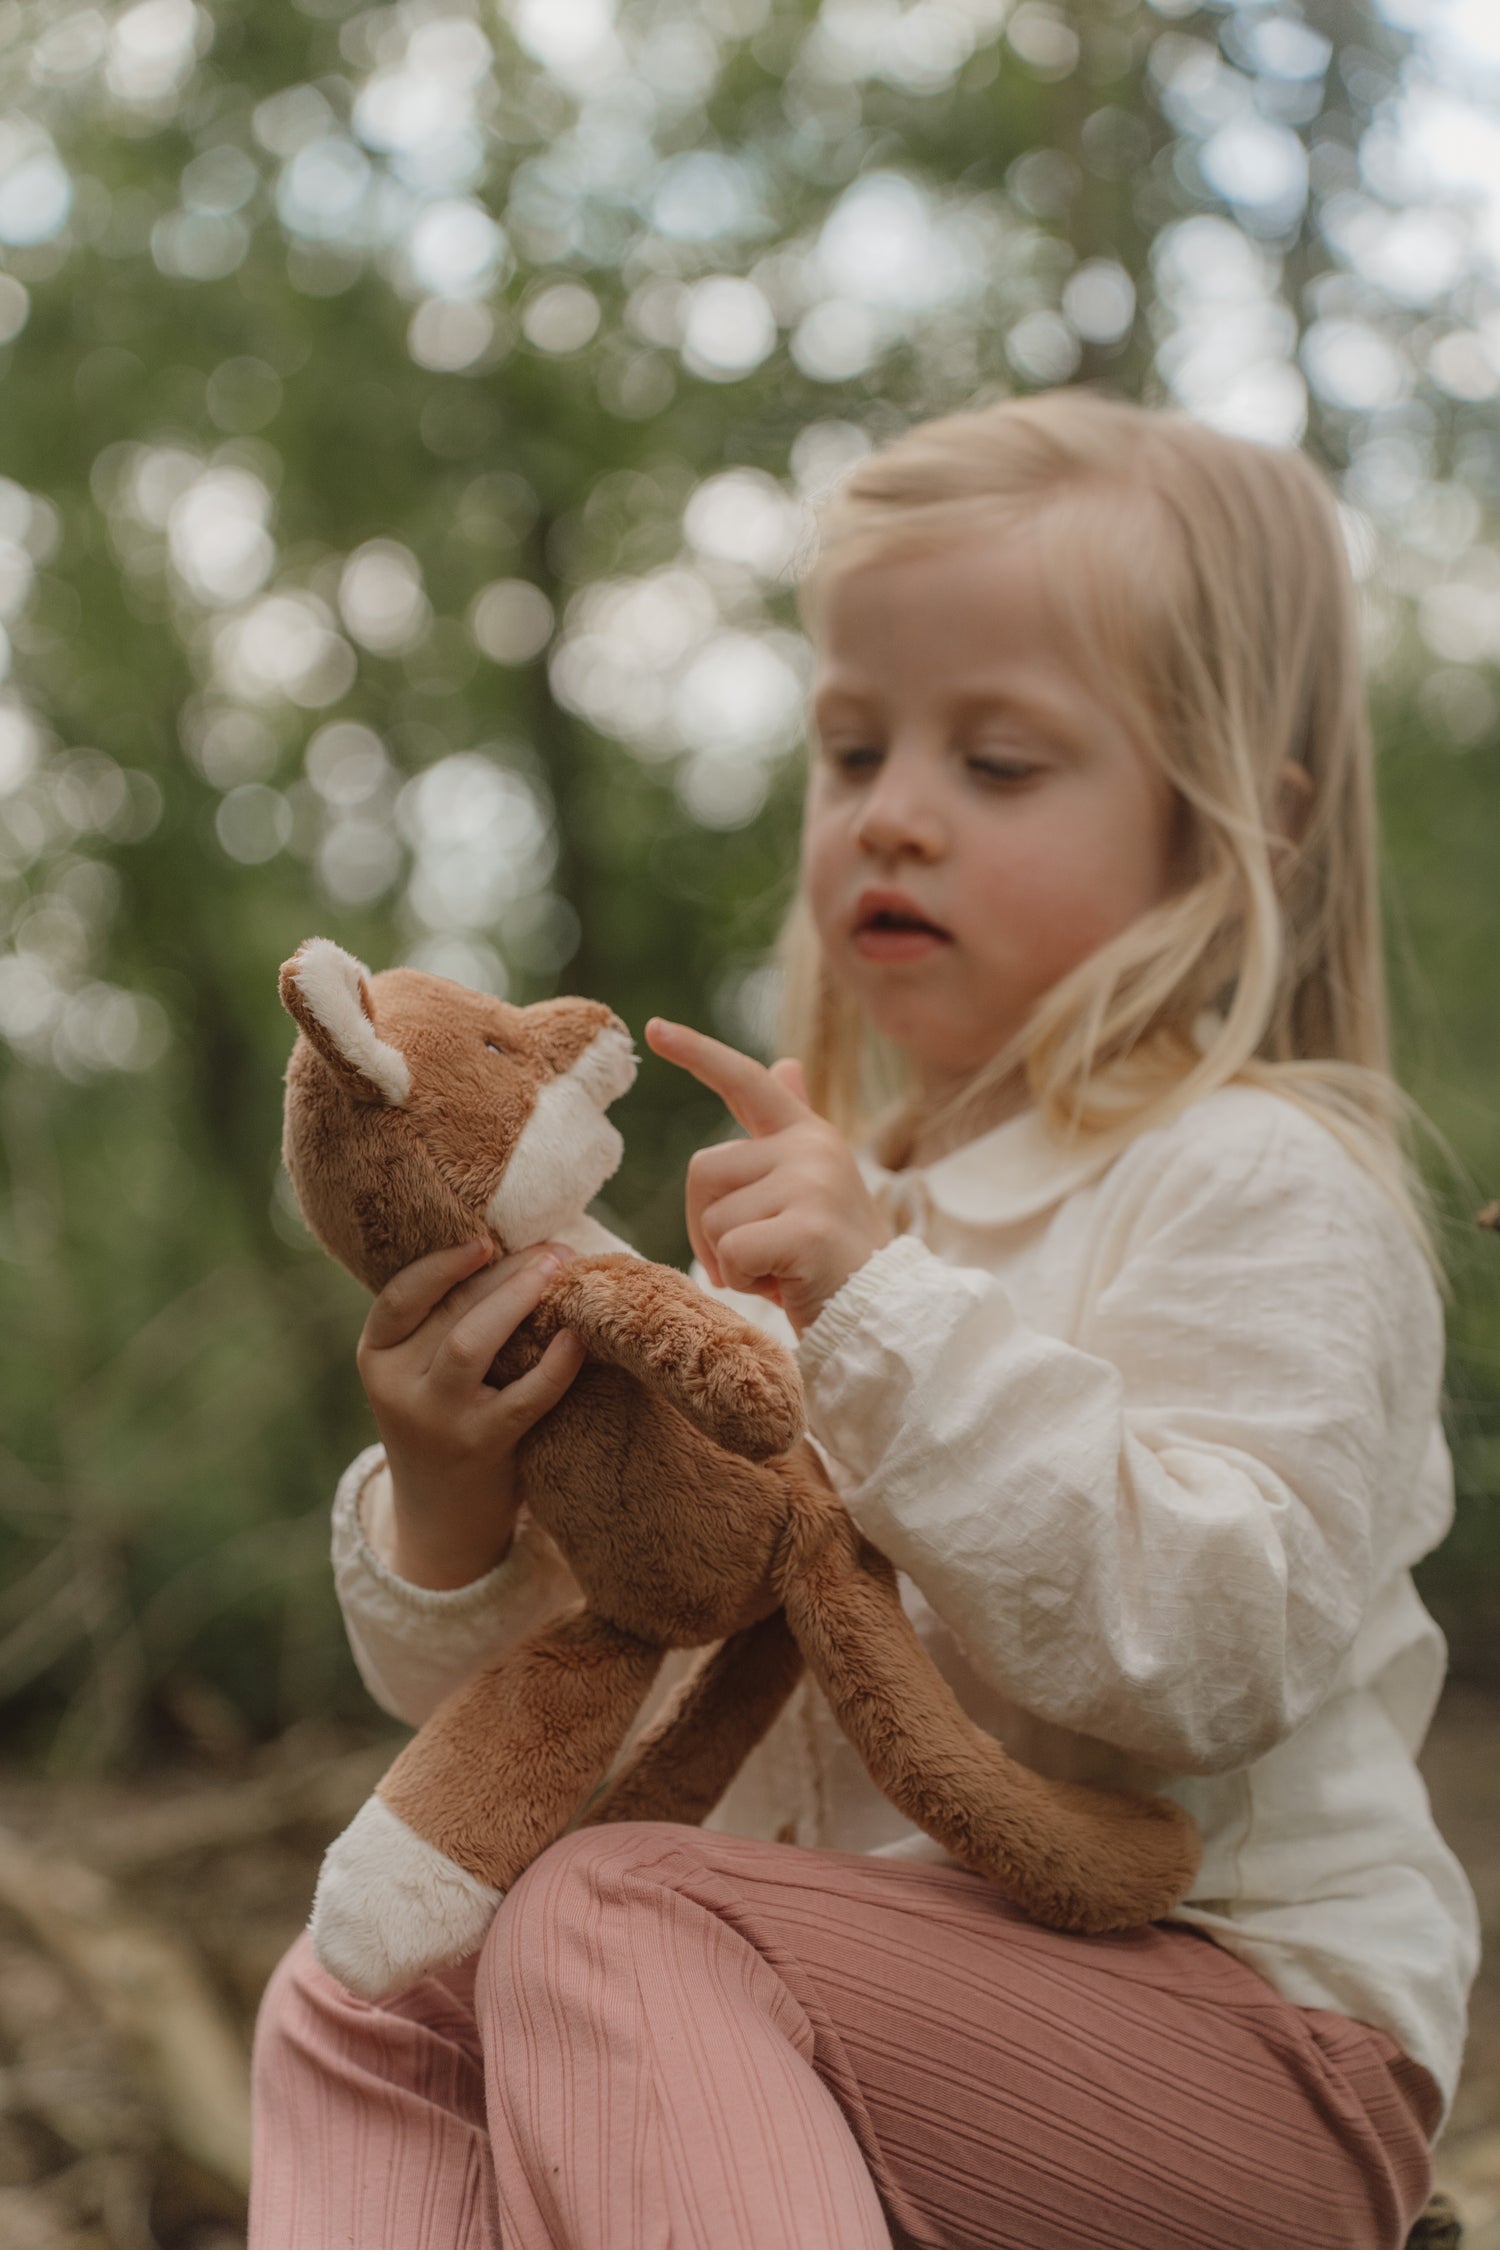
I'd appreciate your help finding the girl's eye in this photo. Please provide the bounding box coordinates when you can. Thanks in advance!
[969,754,1040,784]
[825,745,882,775]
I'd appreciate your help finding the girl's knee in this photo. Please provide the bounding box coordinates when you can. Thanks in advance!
[255,1927,448,2064]
[256,1930,324,2029]
[252,1930,335,2108]
[253,1929,358,2073]
[515,1820,705,1905]
[255,1926,486,2105]
[479,1822,707,1987]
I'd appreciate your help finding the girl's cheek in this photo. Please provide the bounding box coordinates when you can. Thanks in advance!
[799,836,846,933]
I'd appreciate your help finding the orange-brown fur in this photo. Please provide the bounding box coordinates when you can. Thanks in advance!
[280,939,1202,1972]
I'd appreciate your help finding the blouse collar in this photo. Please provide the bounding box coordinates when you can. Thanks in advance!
[855,1016,1222,1231]
[857,1103,1127,1232]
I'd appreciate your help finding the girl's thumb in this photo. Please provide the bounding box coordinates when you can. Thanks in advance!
[770,1057,810,1107]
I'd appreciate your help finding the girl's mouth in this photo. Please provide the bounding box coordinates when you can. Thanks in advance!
[852,902,953,962]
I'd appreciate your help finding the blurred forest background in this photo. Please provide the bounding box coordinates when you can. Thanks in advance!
[0,0,1497,1800]
[0,0,1499,2239]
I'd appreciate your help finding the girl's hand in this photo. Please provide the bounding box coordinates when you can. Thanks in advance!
[356,1238,585,1589]
[645,1018,892,1338]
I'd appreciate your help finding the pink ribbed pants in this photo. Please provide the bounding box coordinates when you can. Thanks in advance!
[250,1821,1439,2250]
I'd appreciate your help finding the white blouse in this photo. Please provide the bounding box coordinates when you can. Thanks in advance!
[331,1083,1479,2128]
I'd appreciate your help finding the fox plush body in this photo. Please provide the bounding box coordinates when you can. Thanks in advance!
[279,937,1201,2000]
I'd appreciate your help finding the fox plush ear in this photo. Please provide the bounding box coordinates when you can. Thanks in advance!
[279,938,412,1107]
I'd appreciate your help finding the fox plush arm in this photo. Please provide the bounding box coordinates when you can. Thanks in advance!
[523,1255,802,1460]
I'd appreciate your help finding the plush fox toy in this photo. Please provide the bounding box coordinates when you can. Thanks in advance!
[279,937,1201,1999]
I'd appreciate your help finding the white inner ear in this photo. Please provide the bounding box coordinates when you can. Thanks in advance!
[485,1028,635,1248]
[293,938,411,1106]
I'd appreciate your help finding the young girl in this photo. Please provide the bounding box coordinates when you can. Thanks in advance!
[250,392,1479,2250]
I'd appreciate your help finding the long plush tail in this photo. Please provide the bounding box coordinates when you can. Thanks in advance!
[774,1459,1202,1933]
[578,1606,805,1831]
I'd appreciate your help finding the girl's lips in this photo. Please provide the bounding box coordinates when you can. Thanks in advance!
[852,926,952,962]
[850,887,951,956]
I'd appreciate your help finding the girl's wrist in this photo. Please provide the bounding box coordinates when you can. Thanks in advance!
[389,1521,516,1591]
[788,1220,894,1337]
[388,1507,519,1591]
[382,1463,522,1591]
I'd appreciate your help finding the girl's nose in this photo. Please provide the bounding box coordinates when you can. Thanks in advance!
[853,771,945,860]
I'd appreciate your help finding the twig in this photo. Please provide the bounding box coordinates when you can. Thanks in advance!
[0,1540,79,1638]
[68,1743,395,1874]
[0,1824,251,2192]
[0,1442,66,1527]
[0,1551,113,1702]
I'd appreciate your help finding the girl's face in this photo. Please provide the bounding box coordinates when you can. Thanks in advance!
[802,528,1180,1097]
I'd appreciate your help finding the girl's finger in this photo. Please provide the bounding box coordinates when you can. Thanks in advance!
[361,1236,493,1353]
[426,1248,571,1392]
[695,1178,784,1265]
[687,1209,723,1290]
[686,1136,775,1205]
[686,1142,781,1289]
[483,1329,586,1439]
[416,1242,565,1346]
[769,1057,811,1106]
[645,1018,810,1140]
[713,1216,792,1299]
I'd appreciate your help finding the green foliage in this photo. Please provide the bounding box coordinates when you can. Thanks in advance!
[1380,690,1500,1675]
[0,0,1496,1764]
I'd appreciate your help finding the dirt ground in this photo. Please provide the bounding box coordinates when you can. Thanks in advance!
[0,1685,1494,2248]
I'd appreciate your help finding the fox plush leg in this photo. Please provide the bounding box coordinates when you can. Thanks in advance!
[775,1461,1203,1934]
[578,1606,805,1831]
[311,1606,662,1999]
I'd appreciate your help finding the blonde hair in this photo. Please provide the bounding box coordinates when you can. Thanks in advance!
[779,389,1442,1267]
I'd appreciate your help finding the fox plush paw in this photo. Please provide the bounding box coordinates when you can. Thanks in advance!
[309,1797,502,2000]
[672,1321,803,1460]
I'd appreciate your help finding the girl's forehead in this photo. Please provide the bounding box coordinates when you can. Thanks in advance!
[809,505,1168,721]
[813,532,1083,683]
[810,484,1165,631]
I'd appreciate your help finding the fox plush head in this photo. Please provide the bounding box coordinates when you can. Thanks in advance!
[281,937,636,1287]
[279,938,1201,2002]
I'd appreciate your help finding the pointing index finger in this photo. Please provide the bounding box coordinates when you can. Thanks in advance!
[645,1018,809,1139]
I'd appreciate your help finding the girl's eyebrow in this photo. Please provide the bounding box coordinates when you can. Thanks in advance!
[949,681,1082,732]
[810,683,877,725]
[812,678,1082,737]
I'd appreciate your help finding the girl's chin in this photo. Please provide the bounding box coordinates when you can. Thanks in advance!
[831,954,1025,1072]
[863,1008,1006,1080]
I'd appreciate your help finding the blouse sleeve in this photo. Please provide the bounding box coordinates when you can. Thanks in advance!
[795,1099,1446,1779]
[332,1445,581,1728]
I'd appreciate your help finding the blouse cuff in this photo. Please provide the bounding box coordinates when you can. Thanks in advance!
[331,1444,565,1653]
[796,1233,934,1395]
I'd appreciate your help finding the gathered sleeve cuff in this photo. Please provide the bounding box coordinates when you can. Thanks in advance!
[794,1107,1445,1780]
[331,1445,580,1728]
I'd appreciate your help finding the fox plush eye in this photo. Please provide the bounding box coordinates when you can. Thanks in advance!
[484,1038,508,1057]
